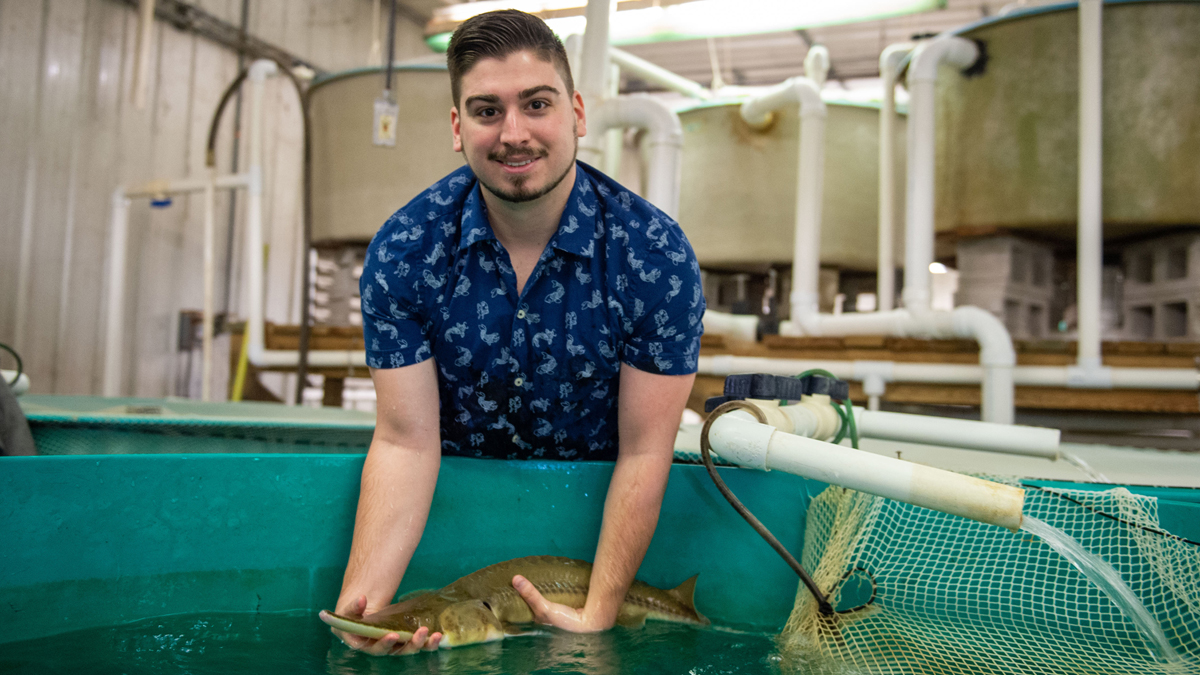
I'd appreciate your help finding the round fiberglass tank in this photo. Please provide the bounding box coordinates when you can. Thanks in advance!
[309,65,464,244]
[934,1,1200,239]
[676,99,906,271]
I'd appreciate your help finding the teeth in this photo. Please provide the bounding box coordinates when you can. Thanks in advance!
[504,159,533,167]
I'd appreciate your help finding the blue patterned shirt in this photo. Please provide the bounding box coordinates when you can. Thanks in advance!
[360,162,705,461]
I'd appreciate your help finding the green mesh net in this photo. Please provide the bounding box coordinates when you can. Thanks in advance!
[780,481,1200,674]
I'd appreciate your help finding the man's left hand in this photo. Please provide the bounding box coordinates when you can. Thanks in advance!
[512,575,611,633]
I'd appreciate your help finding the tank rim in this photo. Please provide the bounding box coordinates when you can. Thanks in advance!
[947,0,1187,38]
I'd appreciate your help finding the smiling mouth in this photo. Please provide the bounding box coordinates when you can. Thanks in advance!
[503,158,536,167]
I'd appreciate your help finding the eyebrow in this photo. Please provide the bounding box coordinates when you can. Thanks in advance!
[519,85,559,100]
[464,85,560,109]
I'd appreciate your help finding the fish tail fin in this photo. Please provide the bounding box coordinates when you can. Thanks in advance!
[667,575,710,625]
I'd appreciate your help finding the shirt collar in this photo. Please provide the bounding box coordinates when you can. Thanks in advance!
[456,163,599,259]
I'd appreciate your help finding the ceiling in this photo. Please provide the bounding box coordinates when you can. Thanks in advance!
[401,0,1061,88]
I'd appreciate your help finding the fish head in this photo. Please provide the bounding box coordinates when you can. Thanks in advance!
[436,599,506,649]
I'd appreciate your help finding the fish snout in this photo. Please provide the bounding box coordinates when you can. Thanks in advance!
[437,600,506,649]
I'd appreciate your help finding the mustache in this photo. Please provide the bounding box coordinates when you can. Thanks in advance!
[488,146,548,163]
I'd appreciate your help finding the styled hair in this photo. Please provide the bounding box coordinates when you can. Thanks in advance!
[446,9,574,106]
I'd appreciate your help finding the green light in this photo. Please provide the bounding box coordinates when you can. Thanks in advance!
[426,32,452,53]
[426,0,943,53]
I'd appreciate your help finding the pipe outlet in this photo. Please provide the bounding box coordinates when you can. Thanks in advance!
[249,59,278,82]
[908,36,979,84]
[739,76,825,130]
[804,46,830,89]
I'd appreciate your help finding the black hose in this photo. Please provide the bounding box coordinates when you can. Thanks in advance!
[700,400,835,616]
[206,68,249,169]
[384,0,397,91]
[204,57,314,405]
[1,343,22,387]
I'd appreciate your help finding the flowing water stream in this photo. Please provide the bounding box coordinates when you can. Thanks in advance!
[1020,515,1181,664]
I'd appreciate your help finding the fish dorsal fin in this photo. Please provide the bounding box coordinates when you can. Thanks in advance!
[666,574,700,611]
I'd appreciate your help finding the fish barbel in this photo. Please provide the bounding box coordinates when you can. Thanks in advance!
[319,555,708,649]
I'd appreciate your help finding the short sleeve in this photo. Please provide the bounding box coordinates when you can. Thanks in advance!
[360,217,433,370]
[619,222,705,375]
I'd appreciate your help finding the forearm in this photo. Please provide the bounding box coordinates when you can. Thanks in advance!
[585,442,673,626]
[339,438,440,611]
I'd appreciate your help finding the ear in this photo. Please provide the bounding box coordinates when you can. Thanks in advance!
[573,90,587,139]
[451,106,463,153]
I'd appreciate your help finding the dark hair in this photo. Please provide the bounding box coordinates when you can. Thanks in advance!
[446,9,574,106]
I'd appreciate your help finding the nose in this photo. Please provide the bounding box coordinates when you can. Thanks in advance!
[498,109,532,148]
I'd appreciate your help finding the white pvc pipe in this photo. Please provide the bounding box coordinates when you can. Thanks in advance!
[791,305,1016,423]
[3,371,31,396]
[904,36,979,312]
[878,42,913,313]
[708,413,1026,531]
[577,0,614,167]
[608,47,712,100]
[132,0,156,110]
[698,354,1199,390]
[603,63,623,178]
[853,407,1060,459]
[246,59,271,368]
[740,77,826,326]
[702,310,759,342]
[803,45,830,89]
[201,170,216,402]
[1077,0,1103,372]
[102,175,253,398]
[241,60,366,370]
[584,95,683,218]
[103,190,130,397]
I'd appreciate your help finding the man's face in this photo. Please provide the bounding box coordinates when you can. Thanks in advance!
[451,50,586,204]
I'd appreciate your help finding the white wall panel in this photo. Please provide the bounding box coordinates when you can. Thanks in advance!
[0,1,47,363]
[0,0,432,397]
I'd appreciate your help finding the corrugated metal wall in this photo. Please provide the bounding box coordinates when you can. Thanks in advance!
[0,0,430,397]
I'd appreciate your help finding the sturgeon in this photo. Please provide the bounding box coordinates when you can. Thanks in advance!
[319,555,709,649]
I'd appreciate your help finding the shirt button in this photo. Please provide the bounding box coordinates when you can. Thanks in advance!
[514,377,524,387]
[516,309,526,319]
[512,434,520,444]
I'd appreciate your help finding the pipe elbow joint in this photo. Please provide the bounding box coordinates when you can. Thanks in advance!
[804,46,830,88]
[740,77,825,129]
[591,96,683,146]
[880,42,915,74]
[248,59,278,82]
[908,36,979,84]
[952,306,1016,366]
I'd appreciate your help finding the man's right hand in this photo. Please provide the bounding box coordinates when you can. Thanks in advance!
[329,594,442,656]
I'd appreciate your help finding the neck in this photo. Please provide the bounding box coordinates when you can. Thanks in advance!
[481,162,577,252]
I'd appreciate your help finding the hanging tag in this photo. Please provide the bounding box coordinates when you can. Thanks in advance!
[373,92,399,147]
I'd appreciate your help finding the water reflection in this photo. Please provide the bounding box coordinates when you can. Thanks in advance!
[325,622,768,675]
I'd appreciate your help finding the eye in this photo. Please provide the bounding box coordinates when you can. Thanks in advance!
[481,601,492,611]
[476,107,499,119]
[529,100,548,111]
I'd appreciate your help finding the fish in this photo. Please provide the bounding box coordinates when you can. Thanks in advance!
[318,555,708,649]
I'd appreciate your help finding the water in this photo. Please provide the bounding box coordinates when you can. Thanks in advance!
[0,611,830,675]
[1020,515,1181,664]
[1061,451,1113,483]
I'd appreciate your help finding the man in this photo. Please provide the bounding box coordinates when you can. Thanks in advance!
[331,9,704,656]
